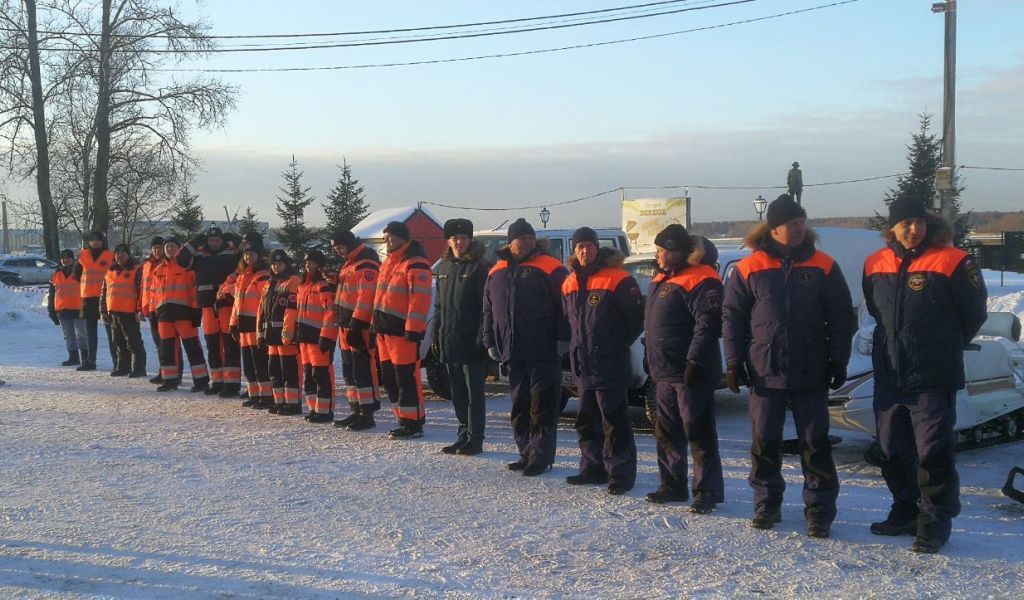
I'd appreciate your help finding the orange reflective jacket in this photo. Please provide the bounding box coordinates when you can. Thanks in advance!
[231,263,270,333]
[51,268,82,312]
[335,243,380,330]
[296,273,337,344]
[79,249,114,298]
[103,263,142,313]
[140,256,161,316]
[371,240,432,338]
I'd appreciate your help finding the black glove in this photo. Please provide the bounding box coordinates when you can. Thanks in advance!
[229,324,240,341]
[827,361,847,390]
[318,336,334,354]
[50,312,59,326]
[726,362,749,394]
[684,361,701,388]
[345,327,366,350]
[191,308,202,328]
[101,312,111,325]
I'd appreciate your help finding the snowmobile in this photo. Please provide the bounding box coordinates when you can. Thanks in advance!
[828,311,1024,464]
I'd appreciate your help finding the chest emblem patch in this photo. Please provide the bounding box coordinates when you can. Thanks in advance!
[908,273,927,291]
[519,267,532,279]
[588,292,601,306]
[798,270,814,286]
[658,286,670,298]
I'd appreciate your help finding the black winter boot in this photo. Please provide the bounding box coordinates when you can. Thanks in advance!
[645,487,689,505]
[456,440,483,456]
[157,381,179,392]
[62,350,80,366]
[751,509,782,530]
[346,414,376,430]
[190,377,210,393]
[205,382,223,396]
[218,383,240,398]
[76,360,96,372]
[149,375,163,384]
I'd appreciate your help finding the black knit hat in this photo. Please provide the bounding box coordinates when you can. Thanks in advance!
[206,226,224,238]
[163,236,180,246]
[114,243,131,254]
[150,236,165,247]
[241,232,266,256]
[654,224,693,253]
[88,230,106,242]
[304,249,327,267]
[330,229,359,250]
[270,249,291,264]
[383,221,410,241]
[766,194,807,228]
[443,218,474,239]
[570,226,599,249]
[887,194,928,228]
[59,249,75,260]
[507,218,536,241]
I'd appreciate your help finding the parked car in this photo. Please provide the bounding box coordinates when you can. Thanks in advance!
[564,227,882,427]
[0,255,58,285]
[0,267,24,287]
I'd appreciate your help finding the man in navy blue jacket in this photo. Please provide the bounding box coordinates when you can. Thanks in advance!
[644,225,725,513]
[863,194,987,553]
[723,195,856,538]
[562,227,644,495]
[483,218,569,477]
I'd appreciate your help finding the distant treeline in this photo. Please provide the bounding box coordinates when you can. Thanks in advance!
[693,210,1024,238]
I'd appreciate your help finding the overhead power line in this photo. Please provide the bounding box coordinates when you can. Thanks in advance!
[960,165,1024,172]
[420,171,900,212]
[152,0,859,73]
[5,0,756,54]
[0,0,707,40]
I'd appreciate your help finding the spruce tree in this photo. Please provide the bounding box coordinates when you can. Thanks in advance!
[237,207,267,237]
[274,155,316,258]
[322,157,370,239]
[869,113,970,246]
[171,184,205,239]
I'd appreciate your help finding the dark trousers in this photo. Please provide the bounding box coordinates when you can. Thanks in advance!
[241,342,271,401]
[81,297,114,365]
[576,385,636,488]
[446,359,488,443]
[109,313,146,374]
[340,345,380,416]
[874,388,960,542]
[149,317,180,374]
[268,351,300,406]
[508,360,560,468]
[654,380,724,502]
[749,387,838,520]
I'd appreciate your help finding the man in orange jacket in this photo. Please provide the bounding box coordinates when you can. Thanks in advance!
[155,237,210,393]
[101,243,146,377]
[258,249,302,416]
[231,233,273,408]
[74,231,115,371]
[331,229,381,431]
[295,249,337,423]
[371,221,433,440]
[48,249,87,366]
[141,237,180,384]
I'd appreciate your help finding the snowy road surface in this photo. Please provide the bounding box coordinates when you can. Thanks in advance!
[2,285,1024,598]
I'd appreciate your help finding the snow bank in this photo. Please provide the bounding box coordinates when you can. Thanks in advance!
[0,285,48,327]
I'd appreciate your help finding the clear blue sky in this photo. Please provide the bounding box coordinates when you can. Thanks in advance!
[177,0,1024,229]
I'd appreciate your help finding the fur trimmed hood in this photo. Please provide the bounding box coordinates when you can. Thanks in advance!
[742,222,819,251]
[882,212,954,247]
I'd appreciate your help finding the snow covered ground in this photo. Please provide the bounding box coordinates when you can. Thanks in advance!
[1,284,1023,598]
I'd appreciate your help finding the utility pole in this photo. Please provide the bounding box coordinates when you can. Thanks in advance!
[932,1,957,221]
[1,200,9,254]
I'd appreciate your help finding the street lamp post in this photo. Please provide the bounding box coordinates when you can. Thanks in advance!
[753,195,767,221]
[539,207,550,229]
